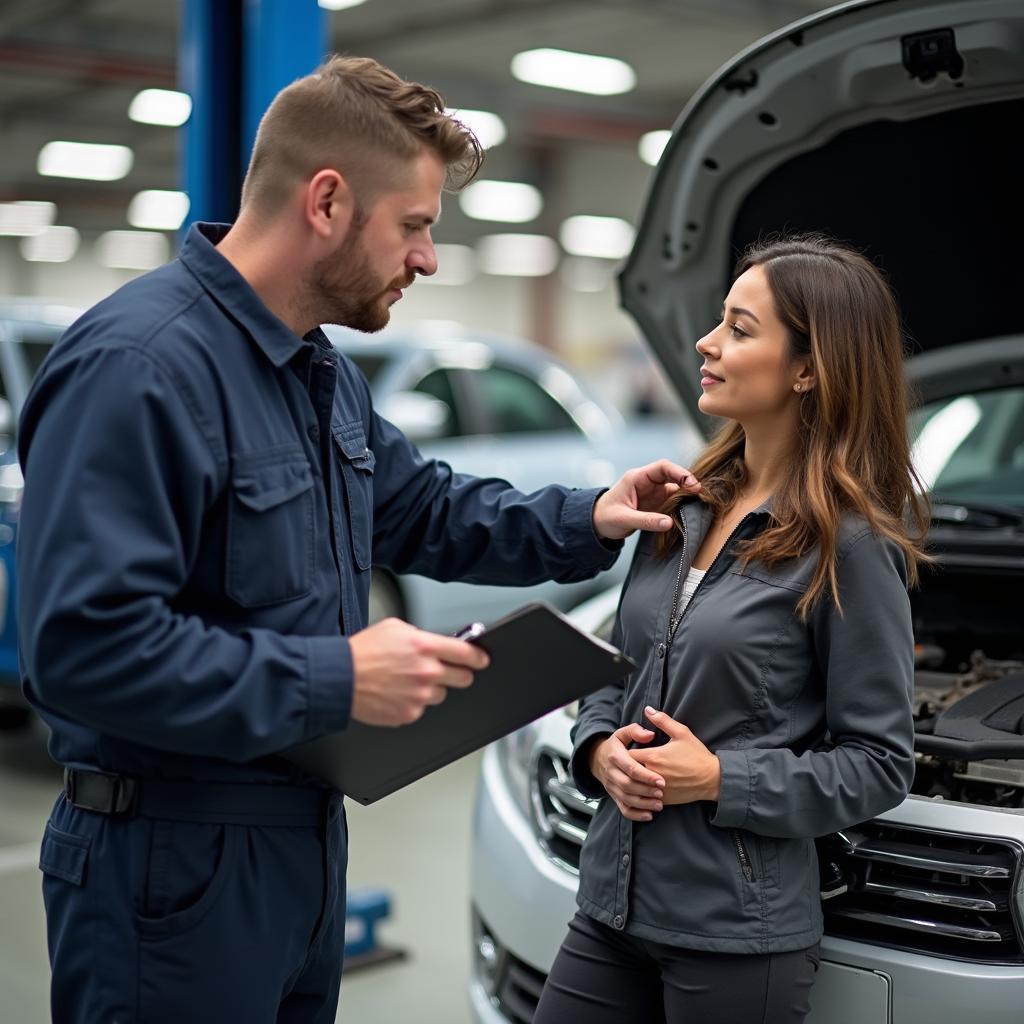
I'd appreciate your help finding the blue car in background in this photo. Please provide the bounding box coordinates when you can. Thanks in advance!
[0,300,80,729]
[0,307,698,729]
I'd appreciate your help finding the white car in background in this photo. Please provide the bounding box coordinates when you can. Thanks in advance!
[324,322,700,630]
[469,1,1024,1022]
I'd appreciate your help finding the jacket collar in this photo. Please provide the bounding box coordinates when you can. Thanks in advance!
[179,222,328,368]
[677,492,774,559]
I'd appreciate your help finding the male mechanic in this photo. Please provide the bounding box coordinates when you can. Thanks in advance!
[17,56,698,1023]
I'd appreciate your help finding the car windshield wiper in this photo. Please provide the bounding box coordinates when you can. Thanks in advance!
[929,498,1024,530]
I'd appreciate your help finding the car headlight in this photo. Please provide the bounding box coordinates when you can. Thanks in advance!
[494,721,541,820]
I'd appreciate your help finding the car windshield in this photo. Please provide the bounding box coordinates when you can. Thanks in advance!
[910,385,1024,508]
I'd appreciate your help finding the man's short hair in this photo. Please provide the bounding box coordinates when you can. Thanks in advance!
[241,55,484,215]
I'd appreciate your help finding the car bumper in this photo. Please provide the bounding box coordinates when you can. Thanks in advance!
[470,747,1024,1024]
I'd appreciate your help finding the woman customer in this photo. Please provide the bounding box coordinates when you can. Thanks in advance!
[533,234,930,1024]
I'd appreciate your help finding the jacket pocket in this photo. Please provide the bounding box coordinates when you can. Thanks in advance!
[732,828,757,882]
[226,447,314,607]
[730,563,808,594]
[39,823,91,885]
[332,423,376,572]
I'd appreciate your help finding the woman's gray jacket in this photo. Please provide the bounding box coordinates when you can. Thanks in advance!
[570,496,915,954]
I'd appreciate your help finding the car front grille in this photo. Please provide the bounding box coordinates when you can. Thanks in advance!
[531,748,596,874]
[527,755,1024,962]
[823,821,1024,963]
[494,953,546,1024]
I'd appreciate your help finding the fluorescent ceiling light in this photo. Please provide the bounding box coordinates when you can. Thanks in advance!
[318,0,367,9]
[128,89,192,127]
[0,200,56,236]
[511,48,635,96]
[38,141,133,181]
[445,108,507,149]
[20,225,80,263]
[561,256,617,293]
[421,244,476,286]
[477,234,559,277]
[559,215,635,259]
[95,230,169,270]
[639,129,671,167]
[459,180,542,223]
[128,190,190,231]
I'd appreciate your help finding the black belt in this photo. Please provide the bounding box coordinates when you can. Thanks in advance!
[63,767,333,826]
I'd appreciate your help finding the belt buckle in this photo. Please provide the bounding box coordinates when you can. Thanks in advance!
[64,767,139,816]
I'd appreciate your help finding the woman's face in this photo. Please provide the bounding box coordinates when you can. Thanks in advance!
[694,264,810,424]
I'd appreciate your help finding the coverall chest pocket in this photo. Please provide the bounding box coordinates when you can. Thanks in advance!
[226,447,314,607]
[332,423,376,572]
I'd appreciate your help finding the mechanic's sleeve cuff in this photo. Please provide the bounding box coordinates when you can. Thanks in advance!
[561,487,623,562]
[710,748,751,828]
[305,635,354,738]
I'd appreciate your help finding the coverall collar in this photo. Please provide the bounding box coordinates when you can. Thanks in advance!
[179,221,322,368]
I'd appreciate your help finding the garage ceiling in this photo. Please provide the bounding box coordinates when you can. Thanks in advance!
[0,0,835,249]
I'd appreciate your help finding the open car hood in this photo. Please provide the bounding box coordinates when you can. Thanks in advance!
[621,0,1024,434]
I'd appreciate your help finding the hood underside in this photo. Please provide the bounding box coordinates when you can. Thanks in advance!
[621,0,1024,428]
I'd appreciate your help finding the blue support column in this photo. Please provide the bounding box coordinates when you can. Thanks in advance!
[242,0,328,169]
[179,0,327,232]
[179,0,244,229]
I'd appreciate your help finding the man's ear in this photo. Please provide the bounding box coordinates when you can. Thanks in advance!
[304,169,355,241]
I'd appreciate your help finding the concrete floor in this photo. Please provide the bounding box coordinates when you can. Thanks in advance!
[0,717,479,1024]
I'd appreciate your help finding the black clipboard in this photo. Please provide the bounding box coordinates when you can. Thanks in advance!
[282,601,635,804]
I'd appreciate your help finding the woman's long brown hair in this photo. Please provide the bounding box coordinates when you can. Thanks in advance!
[656,234,931,618]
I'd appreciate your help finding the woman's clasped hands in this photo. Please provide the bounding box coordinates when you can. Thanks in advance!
[589,706,722,822]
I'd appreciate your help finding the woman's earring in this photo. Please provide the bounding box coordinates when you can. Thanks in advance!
[794,384,802,392]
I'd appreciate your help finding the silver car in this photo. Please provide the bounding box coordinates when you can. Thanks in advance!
[469,1,1024,1021]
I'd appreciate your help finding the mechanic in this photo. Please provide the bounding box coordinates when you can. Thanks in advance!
[16,55,700,1024]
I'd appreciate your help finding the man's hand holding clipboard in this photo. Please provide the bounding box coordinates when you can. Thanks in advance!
[346,616,491,728]
[285,603,636,804]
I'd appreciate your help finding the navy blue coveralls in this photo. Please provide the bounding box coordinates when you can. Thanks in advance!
[16,223,621,1023]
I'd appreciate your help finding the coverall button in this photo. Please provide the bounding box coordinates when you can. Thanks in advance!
[613,914,624,929]
[656,643,666,658]
[621,853,630,867]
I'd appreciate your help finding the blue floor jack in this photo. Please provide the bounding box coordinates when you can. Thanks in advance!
[343,887,408,973]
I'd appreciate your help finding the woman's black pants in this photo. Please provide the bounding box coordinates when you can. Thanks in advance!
[533,911,821,1024]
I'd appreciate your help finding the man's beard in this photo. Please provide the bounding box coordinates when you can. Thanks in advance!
[310,224,411,334]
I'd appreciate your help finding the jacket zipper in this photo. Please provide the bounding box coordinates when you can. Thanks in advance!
[664,509,757,651]
[732,830,756,882]
[665,507,760,885]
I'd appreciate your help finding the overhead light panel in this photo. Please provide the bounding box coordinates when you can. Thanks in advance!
[128,190,190,231]
[96,230,169,270]
[38,141,133,181]
[0,200,56,236]
[560,215,634,260]
[477,234,558,277]
[445,108,507,149]
[318,0,367,9]
[459,181,542,223]
[421,244,476,287]
[20,225,80,263]
[128,89,193,127]
[511,48,635,96]
[639,130,671,167]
